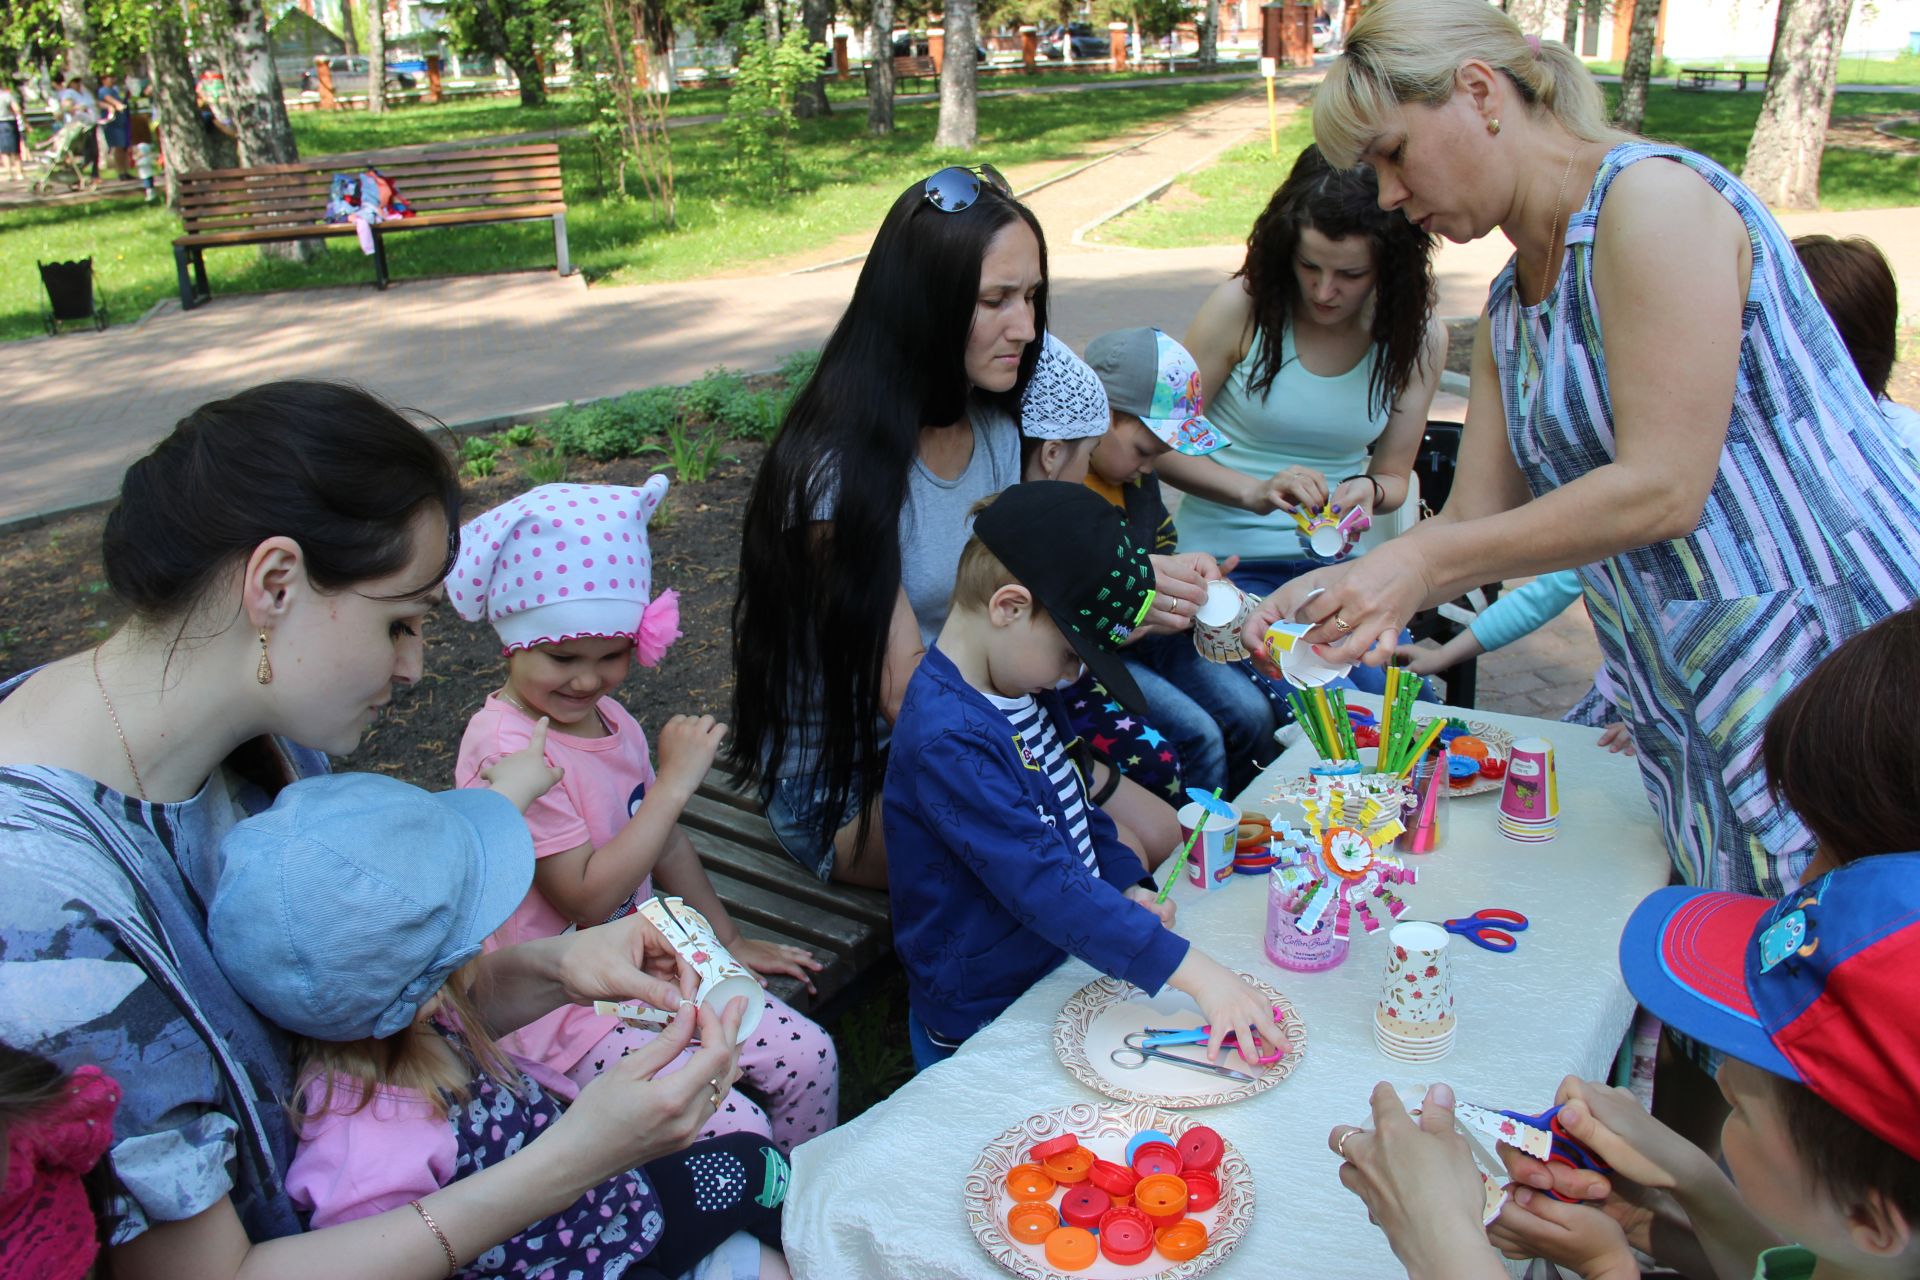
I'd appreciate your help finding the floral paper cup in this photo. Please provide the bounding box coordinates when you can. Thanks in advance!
[638,895,765,1043]
[1378,920,1453,1026]
[1191,579,1256,664]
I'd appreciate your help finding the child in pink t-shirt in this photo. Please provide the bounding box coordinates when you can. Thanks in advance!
[452,479,839,1153]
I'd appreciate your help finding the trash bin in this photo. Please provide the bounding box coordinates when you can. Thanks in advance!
[38,258,109,335]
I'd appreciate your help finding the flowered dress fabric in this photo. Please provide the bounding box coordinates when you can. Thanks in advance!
[1488,142,1920,896]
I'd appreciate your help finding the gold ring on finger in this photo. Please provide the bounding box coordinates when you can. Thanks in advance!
[1330,615,1355,634]
[1336,1128,1358,1159]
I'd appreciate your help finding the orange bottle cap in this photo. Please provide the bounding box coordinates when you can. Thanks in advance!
[1130,1140,1183,1179]
[1156,1218,1210,1262]
[1059,1183,1110,1230]
[1183,1169,1221,1212]
[1005,1200,1057,1244]
[1177,1125,1224,1173]
[1029,1132,1079,1162]
[1134,1172,1188,1217]
[1041,1145,1094,1184]
[1043,1226,1098,1272]
[1096,1205,1155,1266]
[1004,1163,1056,1202]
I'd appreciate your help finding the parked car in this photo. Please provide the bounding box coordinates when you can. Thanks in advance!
[280,55,415,94]
[1312,17,1333,50]
[891,33,990,62]
[1040,23,1108,60]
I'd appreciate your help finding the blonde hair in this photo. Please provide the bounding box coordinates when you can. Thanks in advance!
[292,959,520,1129]
[1314,0,1628,169]
[951,496,1023,614]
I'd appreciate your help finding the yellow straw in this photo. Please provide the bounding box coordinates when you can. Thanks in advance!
[1378,668,1398,774]
[1395,719,1447,778]
[1313,687,1342,760]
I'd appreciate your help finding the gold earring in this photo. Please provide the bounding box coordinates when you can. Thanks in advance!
[1487,117,1502,136]
[256,630,274,685]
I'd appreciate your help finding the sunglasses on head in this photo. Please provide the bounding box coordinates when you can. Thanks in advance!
[922,164,1011,213]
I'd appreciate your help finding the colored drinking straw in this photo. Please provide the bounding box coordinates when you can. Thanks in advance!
[1156,786,1223,905]
[1395,720,1447,779]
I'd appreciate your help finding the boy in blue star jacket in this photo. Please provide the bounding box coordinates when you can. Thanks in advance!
[884,482,1285,1071]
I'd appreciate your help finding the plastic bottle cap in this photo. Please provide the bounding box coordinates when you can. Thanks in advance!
[1058,1183,1111,1230]
[1043,1226,1098,1272]
[1004,1163,1056,1202]
[1087,1158,1138,1202]
[1042,1145,1094,1184]
[1177,1125,1225,1174]
[1005,1200,1057,1244]
[1096,1205,1155,1266]
[1156,1218,1210,1262]
[1124,1129,1177,1165]
[1130,1141,1183,1179]
[1134,1172,1190,1226]
[1029,1133,1079,1162]
[1182,1169,1221,1212]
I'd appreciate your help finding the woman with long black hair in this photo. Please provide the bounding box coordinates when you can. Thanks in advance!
[731,167,1196,887]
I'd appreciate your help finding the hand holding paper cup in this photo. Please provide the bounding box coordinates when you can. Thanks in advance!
[638,895,765,1043]
[1192,579,1257,664]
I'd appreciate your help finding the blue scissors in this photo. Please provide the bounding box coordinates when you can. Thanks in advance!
[1494,1104,1612,1201]
[1441,908,1529,953]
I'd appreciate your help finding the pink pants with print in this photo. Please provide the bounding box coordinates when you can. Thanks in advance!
[564,992,838,1154]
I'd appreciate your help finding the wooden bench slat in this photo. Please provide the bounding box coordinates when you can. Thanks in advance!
[180,178,563,223]
[180,165,563,206]
[699,868,885,965]
[679,796,892,933]
[181,143,562,181]
[729,919,855,1013]
[176,204,567,248]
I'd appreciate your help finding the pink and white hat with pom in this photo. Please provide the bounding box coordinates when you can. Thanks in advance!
[447,478,682,665]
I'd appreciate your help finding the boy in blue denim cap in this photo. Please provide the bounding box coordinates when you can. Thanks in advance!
[205,749,790,1279]
[883,481,1284,1072]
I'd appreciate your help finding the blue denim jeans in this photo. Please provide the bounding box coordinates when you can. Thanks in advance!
[908,1008,962,1072]
[1228,558,1406,696]
[1122,632,1280,796]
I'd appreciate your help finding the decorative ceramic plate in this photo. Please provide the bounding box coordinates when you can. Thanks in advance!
[1267,720,1517,800]
[964,1101,1255,1280]
[1053,973,1305,1109]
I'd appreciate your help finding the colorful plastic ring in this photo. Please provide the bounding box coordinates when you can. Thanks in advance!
[1006,1200,1057,1244]
[1043,1226,1098,1272]
[1059,1183,1111,1230]
[1182,1169,1220,1212]
[1004,1163,1055,1202]
[1029,1133,1078,1162]
[1042,1145,1094,1184]
[1124,1130,1176,1165]
[1096,1206,1154,1266]
[1156,1218,1210,1262]
[1176,1126,1224,1174]
[1130,1141,1183,1179]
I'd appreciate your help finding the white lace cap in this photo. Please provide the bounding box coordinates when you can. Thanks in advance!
[1019,332,1111,441]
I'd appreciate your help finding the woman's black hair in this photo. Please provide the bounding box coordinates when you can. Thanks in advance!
[1236,144,1436,415]
[729,176,1049,849]
[102,381,462,620]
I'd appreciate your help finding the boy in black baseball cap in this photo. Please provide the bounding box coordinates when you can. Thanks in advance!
[883,481,1284,1071]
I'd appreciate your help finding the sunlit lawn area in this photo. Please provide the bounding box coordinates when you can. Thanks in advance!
[1099,85,1920,249]
[1584,54,1920,86]
[0,80,1243,342]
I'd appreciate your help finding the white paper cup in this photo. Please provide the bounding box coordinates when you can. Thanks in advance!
[1263,621,1353,688]
[1192,579,1256,664]
[638,896,765,1043]
[1176,801,1240,891]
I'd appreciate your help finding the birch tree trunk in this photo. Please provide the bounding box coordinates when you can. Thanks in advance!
[367,0,388,113]
[215,0,315,258]
[58,0,95,79]
[1744,0,1850,210]
[1613,0,1660,135]
[1197,0,1219,68]
[865,0,894,134]
[150,4,237,206]
[933,0,977,149]
[795,0,832,117]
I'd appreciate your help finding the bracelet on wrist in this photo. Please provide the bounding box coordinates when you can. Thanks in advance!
[1338,474,1386,509]
[409,1199,459,1276]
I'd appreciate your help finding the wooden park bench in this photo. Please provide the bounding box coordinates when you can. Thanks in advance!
[680,772,892,1021]
[1678,66,1765,92]
[892,54,939,89]
[172,142,569,310]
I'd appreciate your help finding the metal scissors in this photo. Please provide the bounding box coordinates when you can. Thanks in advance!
[1141,1006,1290,1065]
[1111,1033,1255,1082]
[1441,908,1529,953]
[1494,1104,1613,1200]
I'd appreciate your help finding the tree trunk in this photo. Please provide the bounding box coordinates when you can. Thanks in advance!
[509,46,547,105]
[150,4,237,206]
[1613,0,1660,134]
[763,0,781,43]
[339,0,360,53]
[367,0,388,112]
[1506,0,1547,35]
[795,0,832,117]
[57,0,95,79]
[1197,0,1219,68]
[214,0,315,258]
[933,0,977,149]
[865,0,894,134]
[1744,0,1850,210]
[1560,0,1581,48]
[641,0,674,94]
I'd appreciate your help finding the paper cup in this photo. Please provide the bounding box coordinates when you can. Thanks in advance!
[1378,920,1453,1026]
[1265,871,1351,972]
[1176,802,1240,892]
[638,896,765,1043]
[1191,579,1257,664]
[1262,621,1353,689]
[1499,737,1560,825]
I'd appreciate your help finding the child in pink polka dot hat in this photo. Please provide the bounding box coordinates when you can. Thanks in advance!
[450,481,840,1154]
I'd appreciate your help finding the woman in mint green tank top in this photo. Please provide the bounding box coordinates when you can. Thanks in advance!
[1162,145,1447,598]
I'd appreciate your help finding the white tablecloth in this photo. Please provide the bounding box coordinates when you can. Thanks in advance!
[787,698,1670,1279]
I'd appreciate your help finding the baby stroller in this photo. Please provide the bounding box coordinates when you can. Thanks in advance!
[31,119,96,193]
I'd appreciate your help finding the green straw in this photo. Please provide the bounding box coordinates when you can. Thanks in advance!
[1329,688,1359,760]
[1289,691,1331,760]
[1156,786,1223,905]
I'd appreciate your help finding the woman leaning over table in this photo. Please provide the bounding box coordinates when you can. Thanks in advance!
[0,381,746,1280]
[1244,0,1920,899]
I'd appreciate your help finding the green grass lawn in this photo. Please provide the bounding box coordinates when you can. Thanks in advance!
[1098,85,1920,249]
[0,81,1243,343]
[1584,54,1920,86]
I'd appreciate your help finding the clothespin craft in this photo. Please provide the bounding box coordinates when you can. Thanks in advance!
[1292,501,1370,563]
[1268,782,1415,940]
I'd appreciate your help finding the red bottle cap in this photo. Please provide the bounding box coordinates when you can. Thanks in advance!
[1096,1206,1154,1266]
[1004,1163,1055,1202]
[1042,1145,1094,1184]
[1058,1183,1111,1230]
[1029,1132,1078,1162]
[1156,1218,1210,1262]
[1182,1169,1220,1212]
[1177,1125,1224,1174]
[1044,1226,1098,1272]
[1133,1172,1189,1226]
[1005,1200,1057,1245]
[1087,1158,1138,1203]
[1130,1141,1183,1179]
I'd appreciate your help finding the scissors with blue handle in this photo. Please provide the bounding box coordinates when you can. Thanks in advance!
[1112,1033,1255,1082]
[1141,1006,1290,1064]
[1494,1104,1613,1200]
[1442,908,1529,953]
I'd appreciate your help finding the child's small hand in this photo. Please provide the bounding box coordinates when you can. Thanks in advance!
[1550,1077,1712,1194]
[481,717,565,812]
[654,714,727,797]
[1124,885,1176,929]
[1168,950,1287,1071]
[1597,723,1636,756]
[1391,641,1449,676]
[731,937,823,995]
[1488,1187,1641,1280]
